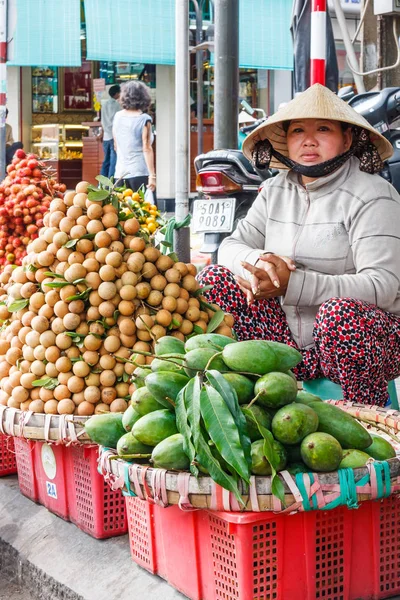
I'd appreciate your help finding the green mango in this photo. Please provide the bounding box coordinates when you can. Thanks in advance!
[241,404,272,441]
[184,347,229,376]
[144,372,190,408]
[365,434,396,461]
[250,439,287,475]
[309,402,372,450]
[254,372,298,409]
[85,413,126,449]
[267,341,303,372]
[117,432,153,457]
[155,335,185,356]
[132,409,178,446]
[339,449,371,469]
[150,354,186,374]
[222,340,278,374]
[272,403,319,445]
[185,333,237,353]
[132,366,152,389]
[151,433,190,470]
[122,405,141,432]
[222,373,255,404]
[295,390,323,405]
[131,387,165,416]
[301,432,343,472]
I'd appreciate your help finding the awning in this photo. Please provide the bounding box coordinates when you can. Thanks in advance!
[85,0,293,71]
[7,0,81,67]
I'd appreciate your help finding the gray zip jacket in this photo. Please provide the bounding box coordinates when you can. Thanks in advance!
[218,156,400,349]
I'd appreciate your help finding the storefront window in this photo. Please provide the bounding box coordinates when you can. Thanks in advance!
[62,61,93,111]
[32,66,58,114]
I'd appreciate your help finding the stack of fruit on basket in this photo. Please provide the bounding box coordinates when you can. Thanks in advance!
[87,335,397,505]
[0,176,234,417]
[0,150,63,267]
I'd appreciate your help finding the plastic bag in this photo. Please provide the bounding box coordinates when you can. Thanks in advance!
[144,188,155,205]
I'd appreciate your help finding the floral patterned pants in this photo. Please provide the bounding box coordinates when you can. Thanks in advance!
[198,265,400,407]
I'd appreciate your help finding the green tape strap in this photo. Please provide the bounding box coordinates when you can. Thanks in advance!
[122,461,136,497]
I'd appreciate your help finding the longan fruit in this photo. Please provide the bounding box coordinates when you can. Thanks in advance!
[150,274,167,291]
[118,300,136,316]
[82,350,99,366]
[182,274,198,292]
[95,403,110,414]
[67,376,85,393]
[129,237,146,252]
[84,334,103,351]
[56,356,72,373]
[136,282,151,299]
[165,268,181,283]
[54,385,71,401]
[63,313,81,331]
[175,298,189,314]
[110,398,128,413]
[120,285,137,301]
[99,265,116,282]
[98,281,117,300]
[103,336,121,353]
[77,402,95,416]
[98,301,115,318]
[174,262,189,277]
[87,204,103,219]
[95,247,110,263]
[147,290,163,307]
[143,246,160,263]
[95,231,112,248]
[186,263,198,276]
[141,262,159,280]
[137,329,152,342]
[171,313,183,329]
[102,212,119,228]
[72,361,91,378]
[84,386,101,404]
[123,218,140,235]
[155,255,174,272]
[57,399,75,415]
[194,319,208,333]
[164,283,181,298]
[224,313,235,328]
[135,314,154,330]
[215,324,234,338]
[121,272,138,286]
[44,400,59,415]
[155,309,172,327]
[150,324,167,340]
[56,333,72,350]
[162,295,177,312]
[179,319,194,335]
[100,370,117,387]
[170,331,185,342]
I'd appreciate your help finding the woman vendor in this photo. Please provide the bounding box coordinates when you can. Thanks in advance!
[198,83,400,406]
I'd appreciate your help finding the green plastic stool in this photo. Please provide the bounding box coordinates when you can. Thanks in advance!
[303,378,399,410]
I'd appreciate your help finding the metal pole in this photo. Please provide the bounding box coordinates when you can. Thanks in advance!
[194,0,204,155]
[214,0,239,149]
[0,0,7,180]
[174,0,191,263]
[333,0,366,93]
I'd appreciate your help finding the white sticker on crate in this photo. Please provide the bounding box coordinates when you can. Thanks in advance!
[46,481,57,499]
[41,444,57,480]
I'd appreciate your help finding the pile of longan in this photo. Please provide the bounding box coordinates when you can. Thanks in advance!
[0,181,234,417]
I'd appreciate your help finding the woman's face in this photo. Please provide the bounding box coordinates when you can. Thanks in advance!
[286,119,353,182]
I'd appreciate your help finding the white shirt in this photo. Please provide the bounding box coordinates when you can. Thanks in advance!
[101,98,121,141]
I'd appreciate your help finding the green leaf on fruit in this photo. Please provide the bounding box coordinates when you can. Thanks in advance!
[63,239,78,249]
[87,189,110,201]
[193,325,204,335]
[43,281,70,289]
[194,285,213,297]
[44,272,65,279]
[95,175,113,188]
[32,377,58,390]
[8,299,29,312]
[66,287,92,302]
[206,310,225,333]
[24,264,37,273]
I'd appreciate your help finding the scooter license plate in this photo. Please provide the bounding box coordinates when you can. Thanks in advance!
[192,198,236,233]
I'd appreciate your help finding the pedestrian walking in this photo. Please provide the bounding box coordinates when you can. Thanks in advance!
[113,81,156,198]
[100,84,121,179]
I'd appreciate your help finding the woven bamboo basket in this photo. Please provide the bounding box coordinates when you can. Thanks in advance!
[98,400,400,513]
[0,405,91,444]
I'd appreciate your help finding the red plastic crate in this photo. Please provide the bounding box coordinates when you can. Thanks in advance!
[125,495,400,600]
[0,433,17,476]
[67,445,127,539]
[14,440,127,539]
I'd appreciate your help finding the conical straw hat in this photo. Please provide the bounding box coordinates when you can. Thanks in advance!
[242,83,393,169]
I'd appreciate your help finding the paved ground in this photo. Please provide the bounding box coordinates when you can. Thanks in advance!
[0,476,187,600]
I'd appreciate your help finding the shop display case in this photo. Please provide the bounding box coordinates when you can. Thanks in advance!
[31,124,89,188]
[32,66,58,114]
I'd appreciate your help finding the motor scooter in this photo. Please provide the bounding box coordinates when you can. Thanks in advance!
[193,111,272,264]
[339,86,400,190]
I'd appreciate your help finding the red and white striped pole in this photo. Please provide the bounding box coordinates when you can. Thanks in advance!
[310,0,326,86]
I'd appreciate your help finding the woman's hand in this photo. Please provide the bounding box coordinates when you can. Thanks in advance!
[147,174,156,192]
[236,253,296,304]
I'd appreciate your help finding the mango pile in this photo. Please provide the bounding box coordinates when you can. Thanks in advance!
[0,179,234,416]
[85,335,396,504]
